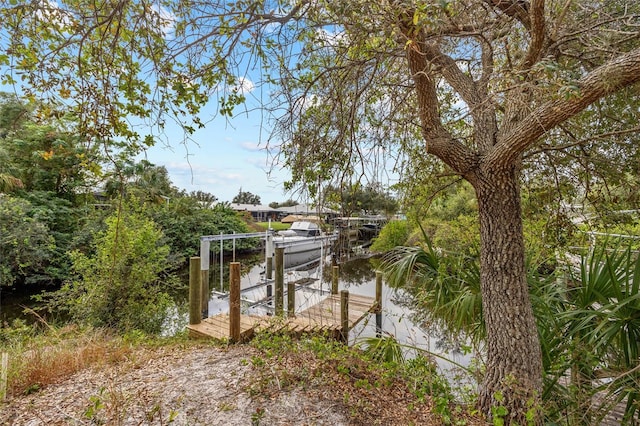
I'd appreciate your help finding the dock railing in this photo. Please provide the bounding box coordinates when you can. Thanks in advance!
[187,252,383,343]
[199,229,336,297]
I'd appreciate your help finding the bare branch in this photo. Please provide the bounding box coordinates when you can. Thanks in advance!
[484,0,531,30]
[489,47,640,168]
[522,0,545,69]
[169,2,307,61]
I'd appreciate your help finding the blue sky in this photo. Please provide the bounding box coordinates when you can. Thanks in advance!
[0,1,296,205]
[134,4,297,205]
[139,105,292,205]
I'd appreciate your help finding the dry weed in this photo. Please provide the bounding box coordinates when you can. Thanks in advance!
[6,326,133,397]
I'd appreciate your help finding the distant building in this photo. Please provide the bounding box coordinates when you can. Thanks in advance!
[228,202,339,223]
[228,203,278,222]
[277,203,339,222]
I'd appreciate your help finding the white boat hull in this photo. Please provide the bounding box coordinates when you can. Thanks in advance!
[276,237,333,269]
[266,221,337,270]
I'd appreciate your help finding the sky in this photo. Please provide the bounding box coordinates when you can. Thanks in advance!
[138,104,293,205]
[135,6,297,205]
[0,1,336,205]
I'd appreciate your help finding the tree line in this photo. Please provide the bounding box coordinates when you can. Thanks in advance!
[2,0,640,422]
[0,95,253,332]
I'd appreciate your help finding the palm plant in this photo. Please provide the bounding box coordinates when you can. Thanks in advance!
[359,334,405,364]
[584,247,638,423]
[545,245,640,424]
[381,232,640,423]
[381,235,484,347]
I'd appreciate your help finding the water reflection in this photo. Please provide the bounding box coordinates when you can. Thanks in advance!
[338,258,472,368]
[181,253,474,384]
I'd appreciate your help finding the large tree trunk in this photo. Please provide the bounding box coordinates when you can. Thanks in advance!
[472,165,543,424]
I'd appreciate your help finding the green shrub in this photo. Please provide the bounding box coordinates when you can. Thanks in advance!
[0,196,57,287]
[370,220,409,252]
[46,208,178,334]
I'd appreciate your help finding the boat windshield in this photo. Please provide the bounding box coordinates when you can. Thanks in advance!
[282,222,322,237]
[294,228,320,237]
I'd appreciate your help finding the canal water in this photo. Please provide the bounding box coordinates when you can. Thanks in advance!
[1,286,34,325]
[2,253,474,386]
[198,255,473,382]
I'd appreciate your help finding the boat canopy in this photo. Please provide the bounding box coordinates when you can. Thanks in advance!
[279,221,322,237]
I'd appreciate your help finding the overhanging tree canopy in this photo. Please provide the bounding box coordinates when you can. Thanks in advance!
[2,0,640,422]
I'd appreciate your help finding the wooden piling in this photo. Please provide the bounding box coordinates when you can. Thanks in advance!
[266,256,273,280]
[275,247,284,316]
[0,352,7,402]
[332,265,339,295]
[265,233,273,280]
[287,281,296,317]
[375,270,383,337]
[189,257,202,325]
[201,269,209,318]
[229,262,241,343]
[199,240,210,319]
[375,271,383,313]
[340,290,349,343]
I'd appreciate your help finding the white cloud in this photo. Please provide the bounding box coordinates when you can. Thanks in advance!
[261,21,281,34]
[164,162,244,193]
[145,3,176,37]
[230,77,255,95]
[287,92,321,117]
[316,28,346,47]
[160,160,289,203]
[239,141,263,152]
[134,2,176,39]
[148,3,176,37]
[35,0,73,29]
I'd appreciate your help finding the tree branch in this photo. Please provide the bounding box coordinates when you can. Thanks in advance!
[522,0,545,69]
[525,125,640,158]
[488,47,640,168]
[169,2,307,61]
[484,0,531,30]
[423,41,499,153]
[421,42,480,109]
[404,42,478,176]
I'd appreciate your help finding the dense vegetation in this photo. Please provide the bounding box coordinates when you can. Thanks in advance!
[0,95,254,330]
[370,180,640,424]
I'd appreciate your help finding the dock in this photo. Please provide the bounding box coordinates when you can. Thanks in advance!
[186,254,383,343]
[187,293,378,341]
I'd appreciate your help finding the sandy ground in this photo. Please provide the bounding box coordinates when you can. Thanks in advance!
[0,345,351,425]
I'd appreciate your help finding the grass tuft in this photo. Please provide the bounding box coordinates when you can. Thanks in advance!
[2,323,132,397]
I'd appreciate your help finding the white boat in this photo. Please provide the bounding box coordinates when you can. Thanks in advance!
[269,221,336,270]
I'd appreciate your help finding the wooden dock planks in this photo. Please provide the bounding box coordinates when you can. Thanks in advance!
[187,314,266,341]
[296,294,375,330]
[187,293,377,340]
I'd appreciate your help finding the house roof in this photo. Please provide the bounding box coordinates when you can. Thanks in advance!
[228,203,276,212]
[280,214,322,224]
[278,203,338,215]
[227,202,338,215]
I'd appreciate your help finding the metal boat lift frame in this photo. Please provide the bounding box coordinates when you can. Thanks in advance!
[199,230,335,293]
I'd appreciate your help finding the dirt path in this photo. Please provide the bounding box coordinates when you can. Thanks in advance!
[1,345,350,425]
